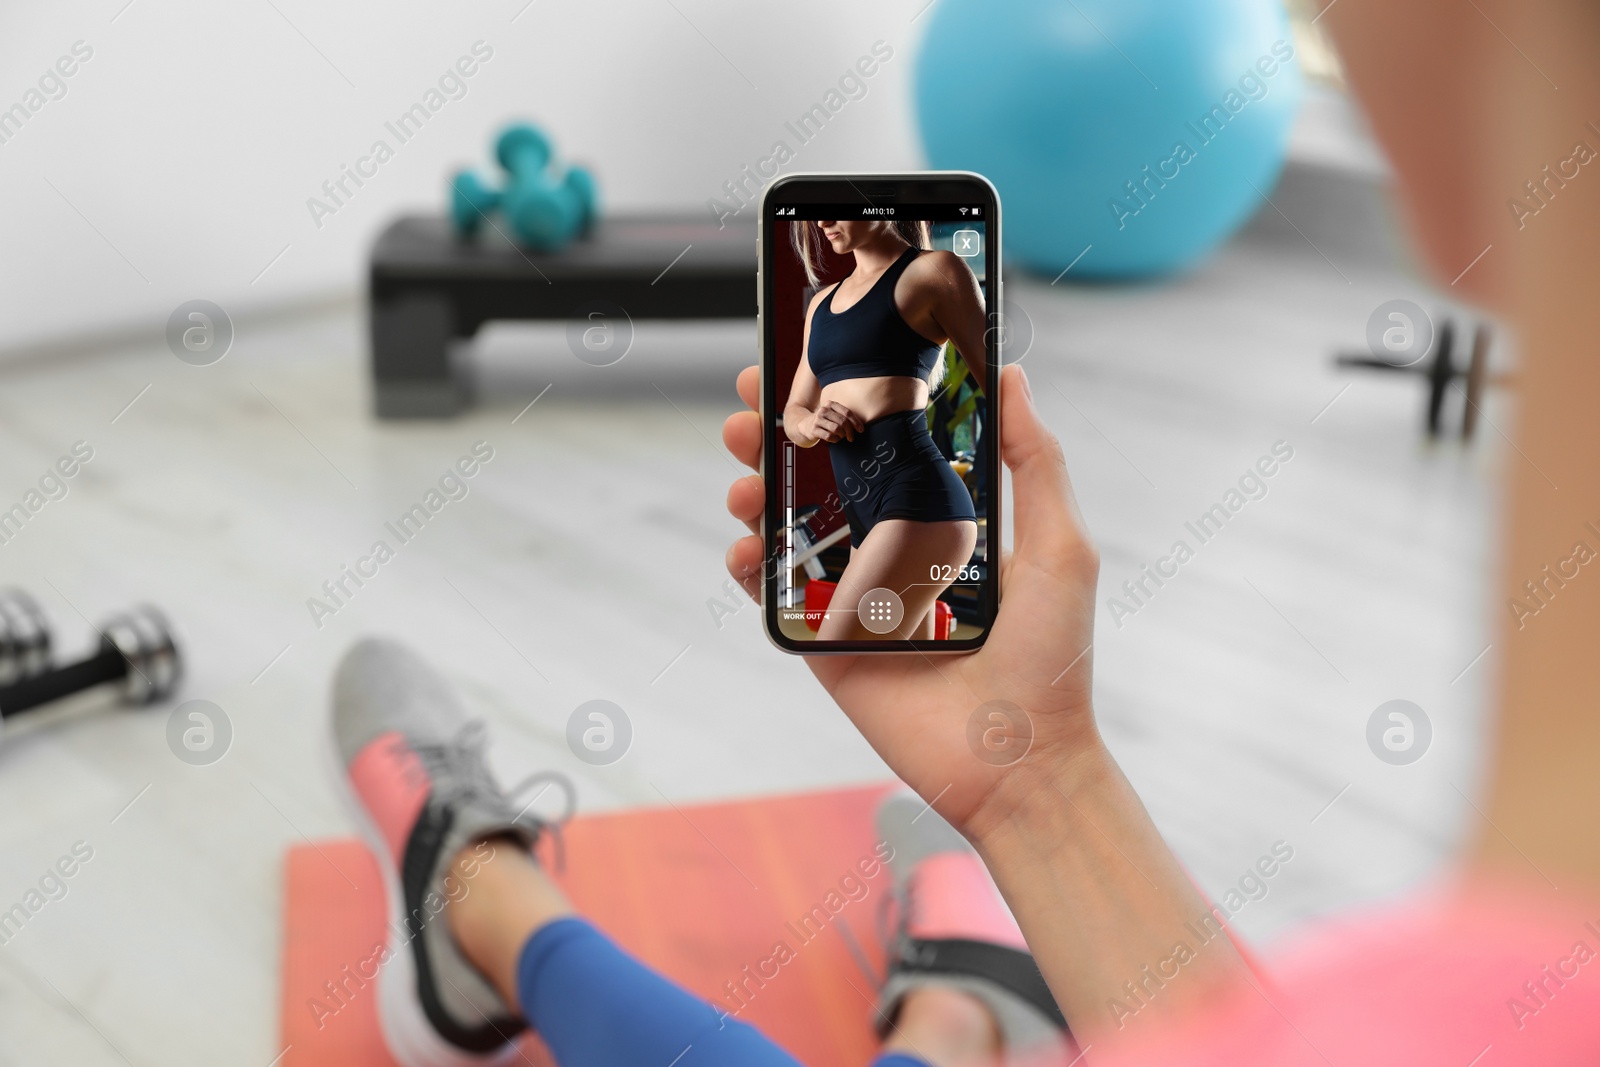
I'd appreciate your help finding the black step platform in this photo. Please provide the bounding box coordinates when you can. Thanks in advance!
[369,212,758,418]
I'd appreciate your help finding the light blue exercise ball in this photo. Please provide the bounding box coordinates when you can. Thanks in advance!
[915,0,1303,279]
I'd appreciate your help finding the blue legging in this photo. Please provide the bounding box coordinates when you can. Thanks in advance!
[517,917,930,1067]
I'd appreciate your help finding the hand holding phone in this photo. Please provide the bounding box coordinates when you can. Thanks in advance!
[722,362,1102,838]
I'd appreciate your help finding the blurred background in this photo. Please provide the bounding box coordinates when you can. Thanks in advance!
[0,1,1504,1063]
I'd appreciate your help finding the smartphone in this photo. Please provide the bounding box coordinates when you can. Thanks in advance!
[759,172,1001,654]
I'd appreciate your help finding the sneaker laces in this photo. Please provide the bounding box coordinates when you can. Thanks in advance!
[840,871,938,1030]
[831,868,918,995]
[409,720,577,870]
[828,877,906,1007]
[876,870,944,971]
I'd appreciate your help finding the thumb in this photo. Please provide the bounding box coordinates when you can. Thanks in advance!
[999,366,1091,558]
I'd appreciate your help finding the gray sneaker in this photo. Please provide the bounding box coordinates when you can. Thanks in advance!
[330,637,574,1067]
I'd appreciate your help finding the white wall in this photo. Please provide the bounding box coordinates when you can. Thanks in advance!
[0,0,927,356]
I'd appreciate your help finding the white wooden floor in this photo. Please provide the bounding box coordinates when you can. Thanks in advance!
[0,217,1502,1065]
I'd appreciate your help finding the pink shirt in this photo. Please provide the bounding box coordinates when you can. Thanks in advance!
[1105,878,1600,1066]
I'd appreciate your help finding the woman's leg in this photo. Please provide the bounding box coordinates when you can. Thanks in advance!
[445,839,804,1067]
[816,518,976,642]
[333,637,803,1067]
[447,839,999,1067]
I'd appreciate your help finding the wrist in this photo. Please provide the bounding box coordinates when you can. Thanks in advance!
[783,411,814,445]
[957,723,1255,1044]
[963,726,1115,855]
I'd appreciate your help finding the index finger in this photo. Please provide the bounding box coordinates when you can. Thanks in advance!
[737,365,759,413]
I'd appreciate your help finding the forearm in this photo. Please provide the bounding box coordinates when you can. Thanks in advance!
[783,403,817,446]
[969,739,1254,1047]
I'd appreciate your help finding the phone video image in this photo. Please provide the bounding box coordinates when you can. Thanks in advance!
[774,216,992,644]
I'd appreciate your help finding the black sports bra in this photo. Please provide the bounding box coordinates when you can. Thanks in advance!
[807,246,942,388]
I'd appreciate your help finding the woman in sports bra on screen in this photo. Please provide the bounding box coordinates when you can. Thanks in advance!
[784,219,989,641]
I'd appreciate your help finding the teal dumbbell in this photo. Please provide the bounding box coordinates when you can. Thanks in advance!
[563,164,599,235]
[449,171,500,236]
[446,122,599,251]
[497,125,583,252]
[496,123,553,176]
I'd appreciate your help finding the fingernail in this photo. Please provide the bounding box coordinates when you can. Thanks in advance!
[1019,366,1035,404]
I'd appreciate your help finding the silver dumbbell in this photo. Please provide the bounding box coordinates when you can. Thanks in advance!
[0,589,51,687]
[0,591,181,719]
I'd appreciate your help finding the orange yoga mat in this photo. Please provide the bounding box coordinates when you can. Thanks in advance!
[280,783,901,1067]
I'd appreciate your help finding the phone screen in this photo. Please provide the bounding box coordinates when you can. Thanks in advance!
[761,174,1000,653]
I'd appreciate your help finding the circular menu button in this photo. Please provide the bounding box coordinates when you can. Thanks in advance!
[858,587,904,635]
